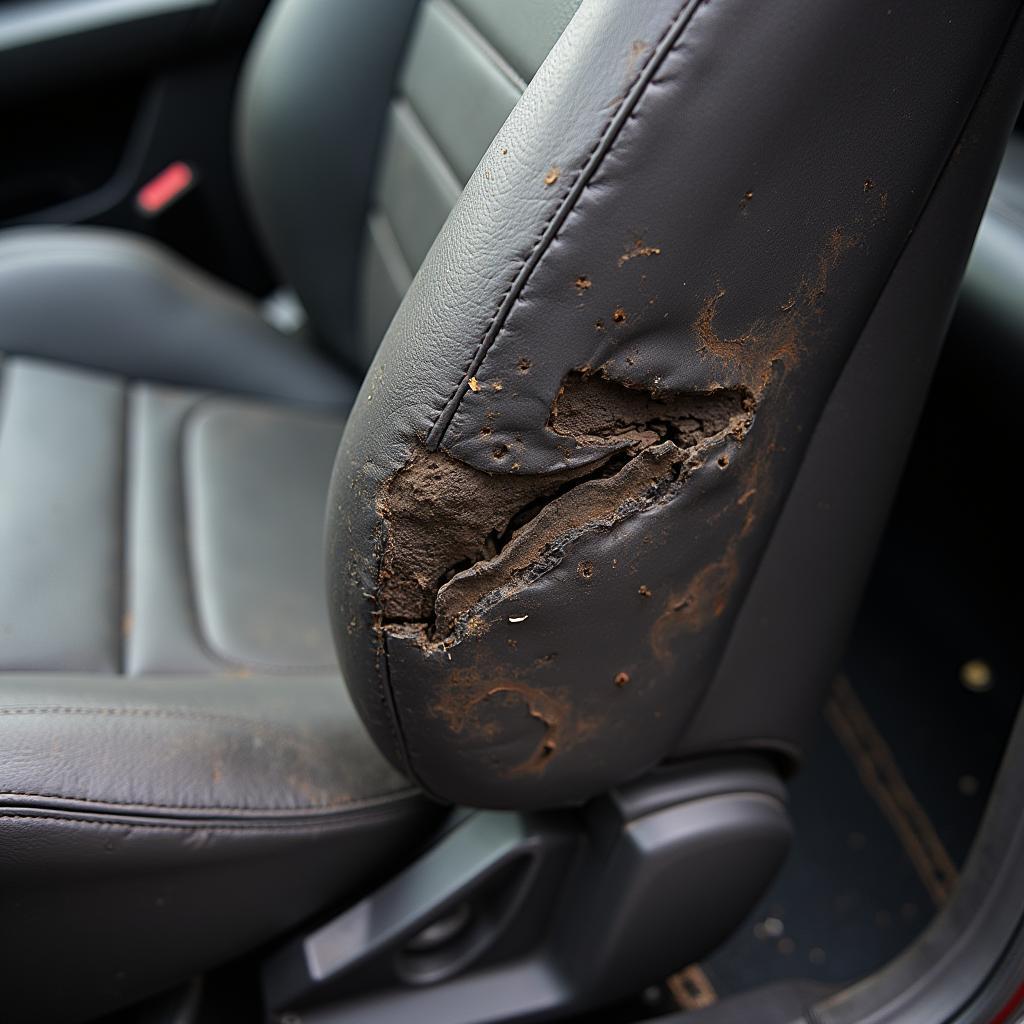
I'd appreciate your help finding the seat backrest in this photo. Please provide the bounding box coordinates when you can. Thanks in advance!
[237,0,582,371]
[327,0,1024,810]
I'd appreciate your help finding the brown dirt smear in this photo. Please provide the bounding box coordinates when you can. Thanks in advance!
[694,226,859,393]
[429,666,599,775]
[618,238,662,267]
[650,541,740,664]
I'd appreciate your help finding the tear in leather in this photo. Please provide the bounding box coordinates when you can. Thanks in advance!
[377,372,754,641]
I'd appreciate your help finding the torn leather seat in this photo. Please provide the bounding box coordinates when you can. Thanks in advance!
[0,0,1022,1020]
[328,0,1024,808]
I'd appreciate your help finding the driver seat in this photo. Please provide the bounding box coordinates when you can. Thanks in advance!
[0,1,1022,1021]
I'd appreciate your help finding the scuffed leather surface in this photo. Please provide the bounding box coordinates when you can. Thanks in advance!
[0,673,434,1024]
[329,0,1023,807]
[0,226,357,406]
[329,0,703,777]
[0,673,437,1024]
[0,358,437,1022]
[0,674,415,818]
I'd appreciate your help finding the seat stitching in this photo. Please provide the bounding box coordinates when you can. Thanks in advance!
[0,706,421,812]
[117,380,131,673]
[424,0,697,448]
[0,811,417,835]
[0,787,424,815]
[0,704,301,724]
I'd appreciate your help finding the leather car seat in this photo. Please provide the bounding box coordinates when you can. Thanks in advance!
[1,0,1022,1021]
[0,2,582,1021]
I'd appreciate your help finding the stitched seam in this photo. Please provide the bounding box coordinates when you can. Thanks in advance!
[0,705,297,724]
[117,382,131,674]
[424,0,698,449]
[0,811,413,835]
[0,787,423,815]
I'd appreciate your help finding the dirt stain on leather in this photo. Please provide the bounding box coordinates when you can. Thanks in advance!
[430,665,599,775]
[695,225,861,392]
[651,542,740,664]
[618,239,662,266]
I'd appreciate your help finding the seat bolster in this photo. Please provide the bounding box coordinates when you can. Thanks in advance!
[0,226,357,407]
[0,673,439,1024]
[0,673,414,816]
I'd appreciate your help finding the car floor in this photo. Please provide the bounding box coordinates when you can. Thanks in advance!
[625,319,1024,1017]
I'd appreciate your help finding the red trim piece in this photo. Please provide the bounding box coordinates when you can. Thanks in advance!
[991,979,1024,1024]
[136,161,194,215]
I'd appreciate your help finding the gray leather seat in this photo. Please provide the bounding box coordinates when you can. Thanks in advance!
[0,1,582,1021]
[1,0,1022,1021]
[0,227,357,405]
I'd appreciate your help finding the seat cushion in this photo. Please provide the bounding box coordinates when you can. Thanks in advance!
[0,356,436,1024]
[0,225,357,407]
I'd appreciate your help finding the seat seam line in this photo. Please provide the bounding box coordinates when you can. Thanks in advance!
[433,0,528,92]
[391,96,464,205]
[0,788,424,815]
[367,207,416,296]
[424,0,698,449]
[0,811,422,834]
[117,382,131,674]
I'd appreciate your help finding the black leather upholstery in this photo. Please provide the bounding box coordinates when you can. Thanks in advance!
[0,675,434,1024]
[329,0,1024,808]
[0,0,587,1017]
[0,227,357,406]
[0,356,440,1022]
[0,357,347,673]
[1,0,1021,1017]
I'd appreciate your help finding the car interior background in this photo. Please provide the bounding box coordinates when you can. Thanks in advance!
[0,1,1022,1023]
